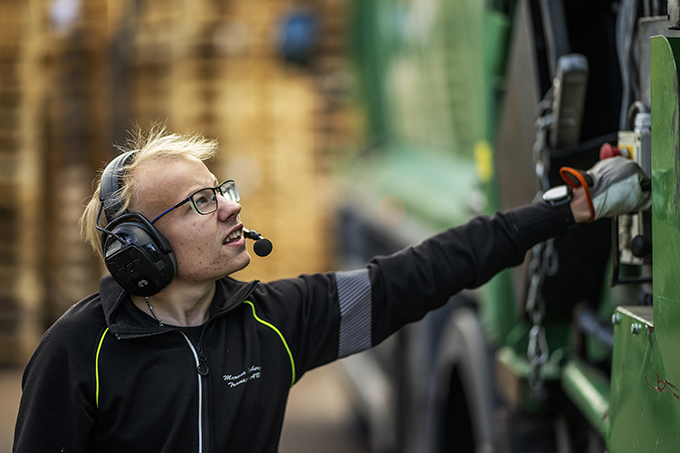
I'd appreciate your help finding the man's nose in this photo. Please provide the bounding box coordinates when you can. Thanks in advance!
[217,194,241,220]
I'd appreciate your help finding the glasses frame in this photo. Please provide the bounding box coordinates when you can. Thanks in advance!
[150,180,239,224]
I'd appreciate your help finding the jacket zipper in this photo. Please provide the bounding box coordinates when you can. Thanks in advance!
[197,341,210,449]
[179,332,209,453]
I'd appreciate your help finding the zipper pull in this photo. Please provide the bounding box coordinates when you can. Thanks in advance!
[197,343,209,376]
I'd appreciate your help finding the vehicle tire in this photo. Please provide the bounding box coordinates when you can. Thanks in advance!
[421,304,495,453]
[420,304,559,453]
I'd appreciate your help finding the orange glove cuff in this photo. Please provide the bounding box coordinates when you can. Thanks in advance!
[559,167,595,223]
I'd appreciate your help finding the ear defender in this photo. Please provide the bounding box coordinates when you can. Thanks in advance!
[97,151,178,296]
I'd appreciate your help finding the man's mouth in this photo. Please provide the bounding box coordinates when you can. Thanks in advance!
[224,229,242,244]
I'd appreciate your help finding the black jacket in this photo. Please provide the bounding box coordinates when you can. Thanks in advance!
[13,203,565,452]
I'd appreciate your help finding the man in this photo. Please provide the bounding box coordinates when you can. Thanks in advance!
[13,127,650,452]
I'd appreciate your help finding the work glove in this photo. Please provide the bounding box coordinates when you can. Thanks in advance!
[559,156,652,222]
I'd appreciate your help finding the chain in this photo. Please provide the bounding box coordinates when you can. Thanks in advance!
[525,100,559,400]
[145,296,164,327]
[526,242,553,400]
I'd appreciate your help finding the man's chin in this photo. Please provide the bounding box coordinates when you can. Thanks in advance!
[236,252,252,272]
[226,251,252,277]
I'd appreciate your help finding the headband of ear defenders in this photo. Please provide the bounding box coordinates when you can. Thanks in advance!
[100,150,139,222]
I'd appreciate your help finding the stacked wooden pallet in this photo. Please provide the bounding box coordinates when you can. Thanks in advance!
[0,0,355,365]
[129,0,351,282]
[226,6,336,281]
[211,2,323,282]
[43,0,113,325]
[0,0,48,365]
[129,0,177,126]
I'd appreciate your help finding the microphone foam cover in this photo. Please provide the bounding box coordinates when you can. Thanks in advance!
[253,238,273,257]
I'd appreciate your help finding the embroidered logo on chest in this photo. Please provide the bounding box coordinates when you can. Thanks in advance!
[223,366,261,388]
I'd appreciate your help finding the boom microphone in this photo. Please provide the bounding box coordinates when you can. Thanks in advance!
[243,228,273,257]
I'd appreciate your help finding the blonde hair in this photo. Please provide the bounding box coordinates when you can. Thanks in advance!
[80,125,219,260]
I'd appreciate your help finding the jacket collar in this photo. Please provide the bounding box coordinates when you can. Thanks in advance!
[99,275,259,339]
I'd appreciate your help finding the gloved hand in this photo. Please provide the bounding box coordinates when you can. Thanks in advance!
[559,156,652,222]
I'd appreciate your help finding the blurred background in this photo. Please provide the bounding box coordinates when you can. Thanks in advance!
[0,0,365,450]
[0,0,643,451]
[0,0,515,448]
[0,0,363,366]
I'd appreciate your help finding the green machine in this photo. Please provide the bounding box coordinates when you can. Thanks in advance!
[337,0,680,452]
[606,35,680,451]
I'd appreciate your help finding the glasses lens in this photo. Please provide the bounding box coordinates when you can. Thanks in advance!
[191,188,218,214]
[218,180,239,203]
[188,181,239,215]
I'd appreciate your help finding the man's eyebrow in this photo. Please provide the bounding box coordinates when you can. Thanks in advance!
[191,178,219,195]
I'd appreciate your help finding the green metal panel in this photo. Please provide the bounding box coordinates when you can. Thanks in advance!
[608,307,664,450]
[650,36,680,381]
[607,35,680,452]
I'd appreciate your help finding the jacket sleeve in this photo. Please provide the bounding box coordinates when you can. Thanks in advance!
[13,305,99,452]
[255,202,565,376]
[367,202,566,345]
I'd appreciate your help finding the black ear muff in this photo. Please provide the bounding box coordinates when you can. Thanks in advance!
[98,151,178,296]
[101,213,177,296]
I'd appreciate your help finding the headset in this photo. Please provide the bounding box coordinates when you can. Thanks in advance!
[97,151,178,296]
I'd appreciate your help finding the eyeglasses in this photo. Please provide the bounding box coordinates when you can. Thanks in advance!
[151,180,239,224]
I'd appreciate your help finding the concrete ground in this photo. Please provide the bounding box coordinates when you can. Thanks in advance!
[280,363,369,453]
[0,362,366,453]
[0,368,21,453]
